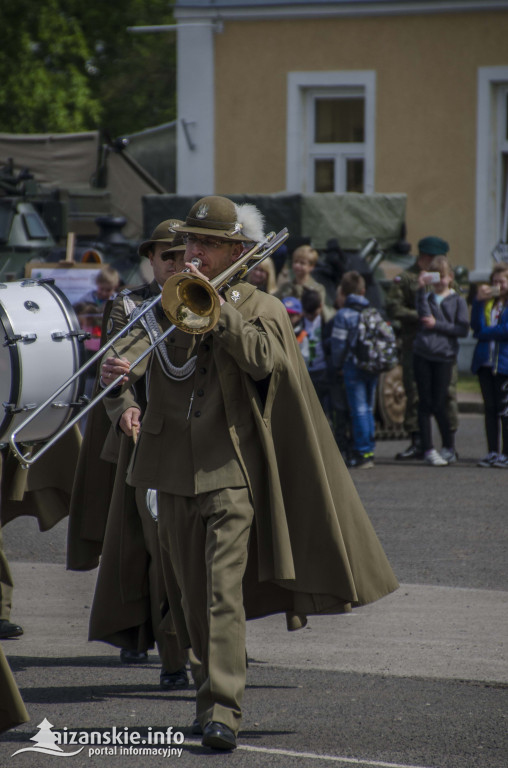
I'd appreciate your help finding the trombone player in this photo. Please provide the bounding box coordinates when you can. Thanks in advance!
[100,196,398,751]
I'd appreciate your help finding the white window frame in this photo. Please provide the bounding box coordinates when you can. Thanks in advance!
[287,71,376,194]
[306,88,366,193]
[474,66,508,280]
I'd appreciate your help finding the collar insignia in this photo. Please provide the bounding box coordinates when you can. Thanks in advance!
[196,203,209,220]
[231,289,241,303]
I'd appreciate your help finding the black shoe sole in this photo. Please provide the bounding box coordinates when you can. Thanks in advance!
[202,734,236,750]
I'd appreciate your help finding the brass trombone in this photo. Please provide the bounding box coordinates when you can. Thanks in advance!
[9,227,289,467]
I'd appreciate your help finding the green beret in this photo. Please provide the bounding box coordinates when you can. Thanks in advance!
[418,236,449,256]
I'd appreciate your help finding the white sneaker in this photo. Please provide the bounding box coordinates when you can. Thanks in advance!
[477,452,499,468]
[424,449,448,467]
[440,448,457,464]
[493,453,508,468]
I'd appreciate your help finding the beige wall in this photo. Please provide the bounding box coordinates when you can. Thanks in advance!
[213,10,508,270]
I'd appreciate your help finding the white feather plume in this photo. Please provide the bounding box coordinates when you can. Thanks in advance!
[234,203,265,243]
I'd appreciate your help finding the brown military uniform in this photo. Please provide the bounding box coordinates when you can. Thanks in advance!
[104,280,398,736]
[1,428,81,622]
[76,282,187,672]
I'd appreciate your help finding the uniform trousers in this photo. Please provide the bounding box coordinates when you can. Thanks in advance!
[134,488,188,673]
[157,486,253,735]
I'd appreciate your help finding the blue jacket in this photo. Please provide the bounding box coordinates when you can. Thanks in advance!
[470,298,508,375]
[331,294,370,370]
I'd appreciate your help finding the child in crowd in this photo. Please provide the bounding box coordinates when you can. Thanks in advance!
[79,265,120,308]
[331,271,377,469]
[470,263,508,468]
[282,296,306,344]
[299,290,333,417]
[74,301,102,353]
[276,245,330,315]
[413,255,469,466]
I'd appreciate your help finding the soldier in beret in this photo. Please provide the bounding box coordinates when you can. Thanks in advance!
[101,196,398,751]
[386,236,460,460]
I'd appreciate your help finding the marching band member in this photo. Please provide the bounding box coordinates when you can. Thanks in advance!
[100,196,398,751]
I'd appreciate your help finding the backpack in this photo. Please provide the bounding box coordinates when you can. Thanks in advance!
[353,307,398,374]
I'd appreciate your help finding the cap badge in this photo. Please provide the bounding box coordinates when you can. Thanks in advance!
[231,289,241,303]
[196,203,209,220]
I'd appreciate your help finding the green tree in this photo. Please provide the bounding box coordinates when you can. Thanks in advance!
[0,0,101,132]
[74,0,177,137]
[0,0,176,136]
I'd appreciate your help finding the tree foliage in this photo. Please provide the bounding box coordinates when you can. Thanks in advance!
[0,0,177,136]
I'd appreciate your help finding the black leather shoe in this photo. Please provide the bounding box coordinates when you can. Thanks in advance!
[160,667,189,690]
[395,442,423,460]
[190,718,203,735]
[0,619,23,639]
[119,648,148,664]
[202,721,237,750]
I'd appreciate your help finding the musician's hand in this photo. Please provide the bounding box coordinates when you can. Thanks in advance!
[119,407,141,438]
[101,356,130,386]
[185,261,225,305]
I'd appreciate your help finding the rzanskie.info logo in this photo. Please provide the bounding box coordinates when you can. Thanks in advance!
[12,718,185,758]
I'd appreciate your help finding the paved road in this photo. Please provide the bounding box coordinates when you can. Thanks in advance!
[1,413,507,767]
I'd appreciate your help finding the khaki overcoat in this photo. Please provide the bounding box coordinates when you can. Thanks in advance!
[1,427,81,531]
[69,282,180,653]
[106,281,398,638]
[0,646,29,734]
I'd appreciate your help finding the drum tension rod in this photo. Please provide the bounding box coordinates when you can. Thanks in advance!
[3,403,37,414]
[51,330,91,341]
[3,333,37,346]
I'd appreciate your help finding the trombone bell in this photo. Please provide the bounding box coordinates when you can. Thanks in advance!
[161,273,221,333]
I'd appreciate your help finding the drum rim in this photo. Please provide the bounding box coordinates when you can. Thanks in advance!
[0,280,86,444]
[0,300,21,442]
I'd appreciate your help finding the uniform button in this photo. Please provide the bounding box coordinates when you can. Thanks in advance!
[199,367,207,374]
[203,343,210,351]
[218,325,225,333]
[194,411,201,418]
[169,337,175,343]
[197,389,204,397]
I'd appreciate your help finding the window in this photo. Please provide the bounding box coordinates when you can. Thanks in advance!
[475,67,508,277]
[287,71,375,195]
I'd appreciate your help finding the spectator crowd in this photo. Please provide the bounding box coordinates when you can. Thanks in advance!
[254,234,508,470]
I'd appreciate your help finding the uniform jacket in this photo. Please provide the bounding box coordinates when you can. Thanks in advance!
[470,298,508,376]
[413,289,469,362]
[385,262,421,346]
[106,280,398,632]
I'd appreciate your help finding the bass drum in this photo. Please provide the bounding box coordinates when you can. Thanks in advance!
[0,279,86,445]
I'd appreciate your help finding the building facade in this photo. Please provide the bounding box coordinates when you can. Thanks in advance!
[174,0,508,277]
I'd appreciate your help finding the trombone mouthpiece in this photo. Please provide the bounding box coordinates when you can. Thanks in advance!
[190,258,202,269]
